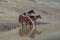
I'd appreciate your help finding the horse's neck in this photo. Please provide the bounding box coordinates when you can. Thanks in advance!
[35,16,39,20]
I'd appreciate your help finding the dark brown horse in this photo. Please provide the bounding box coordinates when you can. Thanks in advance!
[19,14,41,36]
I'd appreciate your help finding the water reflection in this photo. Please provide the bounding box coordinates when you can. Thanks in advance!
[19,25,41,38]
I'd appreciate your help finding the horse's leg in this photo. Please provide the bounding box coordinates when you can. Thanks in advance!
[23,22,26,31]
[35,21,36,28]
[28,21,35,36]
[22,23,24,30]
[25,23,27,30]
[19,23,22,29]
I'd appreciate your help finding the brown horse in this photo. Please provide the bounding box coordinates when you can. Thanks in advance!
[19,14,41,36]
[19,15,41,25]
[29,15,41,24]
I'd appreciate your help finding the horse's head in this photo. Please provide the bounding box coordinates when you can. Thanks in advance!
[36,15,41,19]
[31,10,35,14]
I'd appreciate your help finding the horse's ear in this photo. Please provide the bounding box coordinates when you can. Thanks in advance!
[33,12,35,14]
[23,13,26,15]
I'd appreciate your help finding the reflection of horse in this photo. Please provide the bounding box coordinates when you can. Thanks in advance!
[19,26,41,38]
[19,14,41,36]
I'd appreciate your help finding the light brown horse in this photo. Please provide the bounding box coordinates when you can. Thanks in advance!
[19,14,41,36]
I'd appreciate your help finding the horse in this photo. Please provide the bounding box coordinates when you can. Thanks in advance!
[18,14,41,36]
[26,10,35,16]
[19,14,41,27]
[29,15,41,23]
[27,9,35,14]
[26,15,41,35]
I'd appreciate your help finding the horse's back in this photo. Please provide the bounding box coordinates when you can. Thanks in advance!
[19,15,28,21]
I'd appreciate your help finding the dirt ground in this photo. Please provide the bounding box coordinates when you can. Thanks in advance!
[0,0,60,40]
